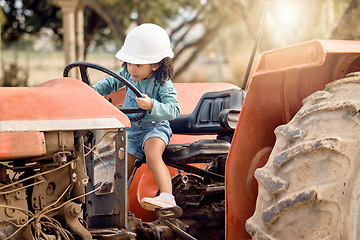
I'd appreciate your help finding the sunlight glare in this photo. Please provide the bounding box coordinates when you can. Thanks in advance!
[274,1,301,31]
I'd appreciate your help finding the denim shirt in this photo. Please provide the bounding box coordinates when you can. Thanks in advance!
[93,67,180,122]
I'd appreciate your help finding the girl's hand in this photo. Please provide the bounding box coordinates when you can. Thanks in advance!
[136,94,153,110]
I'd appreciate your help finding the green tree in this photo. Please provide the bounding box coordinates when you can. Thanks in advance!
[1,0,62,43]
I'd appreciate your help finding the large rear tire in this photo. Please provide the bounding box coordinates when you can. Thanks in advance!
[246,72,360,239]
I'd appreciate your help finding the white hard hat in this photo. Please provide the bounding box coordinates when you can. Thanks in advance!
[115,23,174,64]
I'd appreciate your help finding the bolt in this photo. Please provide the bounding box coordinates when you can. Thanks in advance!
[181,175,188,184]
[67,203,81,217]
[72,173,77,182]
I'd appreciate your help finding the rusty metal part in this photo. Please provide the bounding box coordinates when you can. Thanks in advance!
[155,206,183,220]
[163,219,197,240]
[0,164,9,184]
[32,164,72,212]
[71,135,90,204]
[90,229,136,240]
[0,183,29,238]
[44,131,75,156]
[61,201,92,240]
[154,207,197,240]
[85,130,128,230]
[0,131,46,161]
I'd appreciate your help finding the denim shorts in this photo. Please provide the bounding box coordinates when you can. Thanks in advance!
[126,120,172,160]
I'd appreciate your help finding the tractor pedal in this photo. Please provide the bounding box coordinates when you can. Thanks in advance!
[155,206,183,220]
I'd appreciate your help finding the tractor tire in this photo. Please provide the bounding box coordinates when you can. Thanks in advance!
[245,72,360,240]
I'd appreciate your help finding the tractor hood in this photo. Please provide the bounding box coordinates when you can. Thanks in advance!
[0,77,131,132]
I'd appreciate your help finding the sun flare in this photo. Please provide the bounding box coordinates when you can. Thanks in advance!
[273,1,302,31]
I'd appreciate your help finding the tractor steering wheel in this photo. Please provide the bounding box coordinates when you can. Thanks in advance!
[63,61,146,121]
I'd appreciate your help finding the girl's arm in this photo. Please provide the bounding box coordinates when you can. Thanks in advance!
[93,68,128,96]
[147,81,180,121]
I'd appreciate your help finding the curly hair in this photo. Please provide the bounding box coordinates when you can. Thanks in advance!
[122,57,174,86]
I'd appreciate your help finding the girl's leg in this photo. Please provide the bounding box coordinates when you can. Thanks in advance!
[143,137,172,194]
[140,137,176,210]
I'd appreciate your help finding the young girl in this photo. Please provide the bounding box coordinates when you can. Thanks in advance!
[93,23,180,211]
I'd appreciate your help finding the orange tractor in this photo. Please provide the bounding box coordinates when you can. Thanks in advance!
[0,39,360,240]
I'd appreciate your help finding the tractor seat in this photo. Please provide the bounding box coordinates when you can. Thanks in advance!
[169,88,245,134]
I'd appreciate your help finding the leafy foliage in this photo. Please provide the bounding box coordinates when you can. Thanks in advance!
[1,0,62,43]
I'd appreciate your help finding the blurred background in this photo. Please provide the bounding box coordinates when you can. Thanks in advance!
[0,0,359,88]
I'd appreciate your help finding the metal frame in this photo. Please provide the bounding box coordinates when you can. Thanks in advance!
[84,129,128,229]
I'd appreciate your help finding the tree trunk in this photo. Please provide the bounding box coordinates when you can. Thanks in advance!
[84,11,104,58]
[83,0,127,42]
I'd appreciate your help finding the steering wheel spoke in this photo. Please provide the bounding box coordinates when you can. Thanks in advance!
[79,65,91,86]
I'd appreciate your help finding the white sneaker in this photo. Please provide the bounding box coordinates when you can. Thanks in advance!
[140,193,177,211]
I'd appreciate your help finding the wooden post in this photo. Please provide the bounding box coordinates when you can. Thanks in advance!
[56,0,84,78]
[75,3,84,62]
